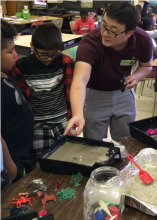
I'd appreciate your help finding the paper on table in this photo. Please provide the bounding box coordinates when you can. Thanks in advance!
[15,18,24,21]
[3,18,12,20]
[27,20,38,22]
[47,0,58,2]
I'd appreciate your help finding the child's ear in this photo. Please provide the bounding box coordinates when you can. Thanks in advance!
[150,25,153,31]
[30,42,34,51]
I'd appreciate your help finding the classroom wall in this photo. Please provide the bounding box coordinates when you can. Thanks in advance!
[1,1,31,15]
[16,1,31,12]
[1,1,7,14]
[48,1,111,12]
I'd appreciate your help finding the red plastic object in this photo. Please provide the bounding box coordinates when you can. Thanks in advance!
[37,191,56,204]
[10,192,35,208]
[105,214,121,220]
[38,193,47,217]
[126,155,154,184]
[109,206,118,215]
[55,179,61,192]
[146,129,157,135]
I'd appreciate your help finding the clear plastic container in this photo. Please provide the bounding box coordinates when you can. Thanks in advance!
[84,167,125,220]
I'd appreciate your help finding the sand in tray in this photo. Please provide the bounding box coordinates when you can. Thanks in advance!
[47,142,110,166]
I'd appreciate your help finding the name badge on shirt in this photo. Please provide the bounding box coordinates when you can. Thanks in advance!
[120,60,135,66]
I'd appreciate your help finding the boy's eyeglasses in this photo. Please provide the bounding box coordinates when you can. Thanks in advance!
[100,24,126,38]
[35,49,61,59]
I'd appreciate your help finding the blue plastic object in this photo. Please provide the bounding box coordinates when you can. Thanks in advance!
[69,46,78,60]
[95,210,105,220]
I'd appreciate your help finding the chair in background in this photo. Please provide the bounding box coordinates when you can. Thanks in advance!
[153,82,157,116]
[138,68,156,98]
[152,61,157,116]
[134,67,157,116]
[52,18,63,29]
[70,21,76,32]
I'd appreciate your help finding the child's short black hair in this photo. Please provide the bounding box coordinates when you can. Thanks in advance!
[136,4,142,12]
[32,23,62,50]
[147,13,155,19]
[80,9,88,17]
[142,17,154,30]
[96,4,105,16]
[1,19,18,50]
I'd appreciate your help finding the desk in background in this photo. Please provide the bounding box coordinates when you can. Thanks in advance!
[53,13,80,18]
[3,16,63,32]
[14,34,82,57]
[1,137,156,220]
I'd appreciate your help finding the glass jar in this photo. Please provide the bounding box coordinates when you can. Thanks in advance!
[84,167,125,220]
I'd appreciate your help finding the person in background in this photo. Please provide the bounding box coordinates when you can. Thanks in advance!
[72,9,95,35]
[96,3,109,27]
[11,23,74,159]
[147,13,157,25]
[96,4,106,27]
[1,138,17,181]
[141,17,157,58]
[140,0,157,24]
[138,0,157,39]
[1,140,16,194]
[136,4,142,15]
[1,19,34,183]
[63,1,153,141]
[141,0,149,18]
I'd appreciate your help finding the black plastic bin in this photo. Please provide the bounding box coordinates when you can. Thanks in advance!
[37,136,123,176]
[128,116,157,147]
[1,211,38,220]
[2,213,54,220]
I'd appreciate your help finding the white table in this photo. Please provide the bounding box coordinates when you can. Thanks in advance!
[15,34,82,56]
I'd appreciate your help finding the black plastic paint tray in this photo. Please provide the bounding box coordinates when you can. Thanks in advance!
[128,116,157,147]
[1,211,38,220]
[38,136,122,176]
[2,213,54,220]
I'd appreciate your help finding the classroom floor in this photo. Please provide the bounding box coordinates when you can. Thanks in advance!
[135,81,157,120]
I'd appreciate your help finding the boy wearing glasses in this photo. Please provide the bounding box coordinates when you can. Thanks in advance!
[11,23,74,158]
[64,2,153,141]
